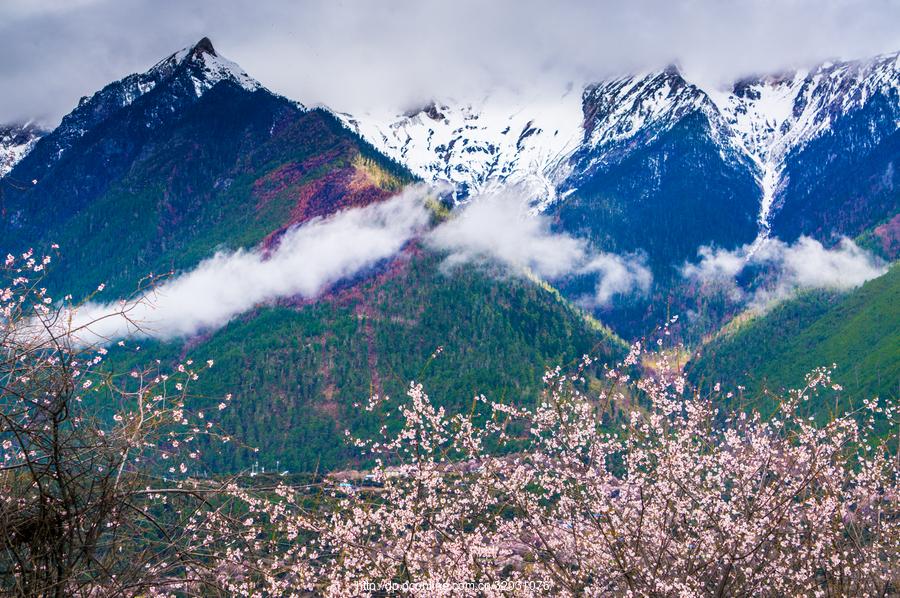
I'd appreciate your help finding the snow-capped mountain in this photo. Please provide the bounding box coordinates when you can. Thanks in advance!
[341,67,740,205]
[715,53,899,170]
[2,35,895,355]
[556,66,763,272]
[575,66,743,169]
[0,37,627,475]
[345,53,899,235]
[0,123,44,178]
[8,36,896,275]
[337,90,585,206]
[710,52,900,229]
[1,37,402,300]
[1,37,320,250]
[28,37,266,175]
[334,67,746,208]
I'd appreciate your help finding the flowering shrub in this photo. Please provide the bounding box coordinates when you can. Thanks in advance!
[1,252,897,596]
[0,250,238,596]
[209,328,897,596]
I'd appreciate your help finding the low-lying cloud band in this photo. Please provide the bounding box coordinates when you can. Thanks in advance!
[69,185,433,342]
[424,189,652,306]
[66,187,652,343]
[682,235,888,307]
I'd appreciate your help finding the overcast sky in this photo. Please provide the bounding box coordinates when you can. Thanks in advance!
[1,0,898,125]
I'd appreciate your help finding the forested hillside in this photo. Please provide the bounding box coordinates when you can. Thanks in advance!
[108,250,624,472]
[689,265,899,415]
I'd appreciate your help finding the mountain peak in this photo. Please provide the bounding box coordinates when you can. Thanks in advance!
[150,38,260,95]
[17,38,264,174]
[661,63,684,79]
[402,101,446,121]
[191,37,216,58]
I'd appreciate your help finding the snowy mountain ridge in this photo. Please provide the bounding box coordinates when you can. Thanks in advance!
[0,123,44,178]
[577,66,740,167]
[715,53,900,166]
[341,52,899,228]
[0,38,270,178]
[336,89,586,207]
[3,43,897,232]
[147,36,262,98]
[710,52,900,228]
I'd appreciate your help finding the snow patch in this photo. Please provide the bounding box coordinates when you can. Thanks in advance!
[337,87,585,208]
[0,125,43,177]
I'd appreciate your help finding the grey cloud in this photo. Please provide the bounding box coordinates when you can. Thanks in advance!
[1,0,898,124]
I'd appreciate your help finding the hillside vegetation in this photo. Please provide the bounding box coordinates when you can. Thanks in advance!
[689,265,899,413]
[109,251,625,473]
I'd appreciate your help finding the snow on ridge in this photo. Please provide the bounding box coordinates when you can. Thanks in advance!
[63,39,263,134]
[336,88,585,208]
[582,69,704,150]
[340,66,748,208]
[37,39,271,168]
[577,67,747,173]
[710,54,900,169]
[706,51,900,229]
[150,39,262,97]
[0,124,43,178]
[342,53,896,229]
[191,48,261,96]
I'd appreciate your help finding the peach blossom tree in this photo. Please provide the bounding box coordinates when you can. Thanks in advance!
[219,330,898,596]
[1,250,897,597]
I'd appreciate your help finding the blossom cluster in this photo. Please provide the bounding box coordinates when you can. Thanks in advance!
[203,336,898,596]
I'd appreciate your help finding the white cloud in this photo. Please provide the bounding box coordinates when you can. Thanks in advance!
[68,185,433,342]
[763,236,886,290]
[426,189,652,306]
[426,190,585,278]
[58,184,651,344]
[682,235,888,307]
[582,253,653,306]
[681,245,746,282]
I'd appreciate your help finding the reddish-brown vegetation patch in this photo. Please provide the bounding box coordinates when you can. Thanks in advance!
[258,165,394,253]
[873,213,900,259]
[252,146,346,211]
